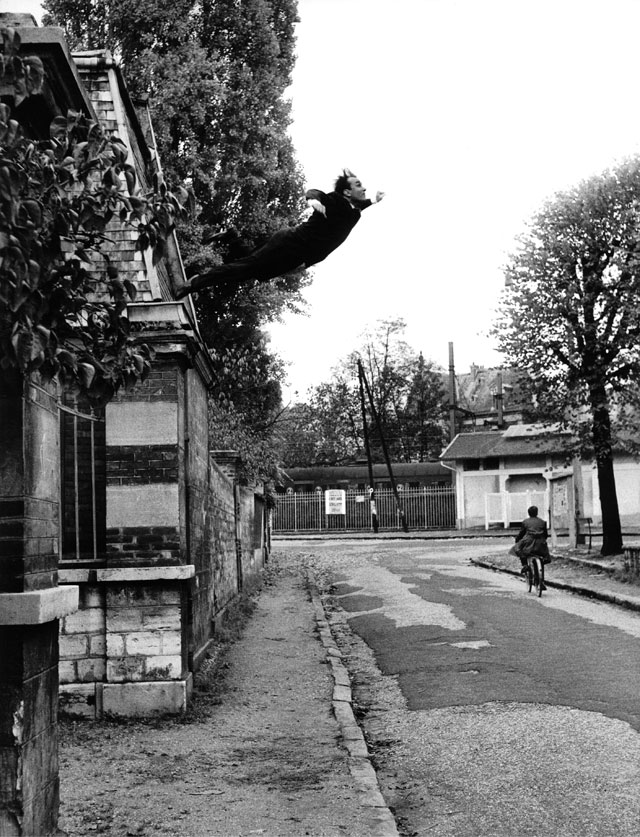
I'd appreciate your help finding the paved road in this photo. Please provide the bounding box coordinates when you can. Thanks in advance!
[280,538,640,837]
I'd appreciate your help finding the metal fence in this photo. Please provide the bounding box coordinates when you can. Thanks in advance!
[273,486,456,533]
[485,491,548,529]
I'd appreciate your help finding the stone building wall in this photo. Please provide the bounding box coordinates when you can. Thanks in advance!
[0,379,79,836]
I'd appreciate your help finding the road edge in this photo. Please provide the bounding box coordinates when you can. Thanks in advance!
[307,583,400,837]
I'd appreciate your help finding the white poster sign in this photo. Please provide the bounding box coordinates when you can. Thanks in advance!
[325,489,346,515]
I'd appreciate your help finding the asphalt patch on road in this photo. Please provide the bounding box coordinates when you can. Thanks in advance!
[337,594,385,612]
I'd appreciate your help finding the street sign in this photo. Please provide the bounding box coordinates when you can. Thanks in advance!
[325,489,346,515]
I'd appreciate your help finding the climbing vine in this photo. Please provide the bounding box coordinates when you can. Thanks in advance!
[0,26,190,403]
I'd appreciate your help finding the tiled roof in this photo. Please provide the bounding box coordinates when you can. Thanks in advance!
[441,425,574,460]
[284,462,450,482]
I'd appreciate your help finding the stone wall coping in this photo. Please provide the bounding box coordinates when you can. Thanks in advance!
[59,566,196,584]
[97,566,195,582]
[0,585,79,625]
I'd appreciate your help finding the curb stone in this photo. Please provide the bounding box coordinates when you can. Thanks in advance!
[471,558,640,613]
[308,583,400,837]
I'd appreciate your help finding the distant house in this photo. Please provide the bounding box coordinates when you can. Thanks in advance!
[451,364,529,430]
[441,423,640,529]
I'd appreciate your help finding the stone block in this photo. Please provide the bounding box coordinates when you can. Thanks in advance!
[107,608,143,631]
[76,658,106,682]
[160,631,182,656]
[106,401,178,446]
[58,660,77,684]
[107,656,145,682]
[145,655,182,680]
[89,635,106,656]
[161,588,181,605]
[59,634,88,659]
[0,586,79,625]
[106,634,125,656]
[107,484,179,528]
[141,607,180,631]
[102,678,191,716]
[59,684,99,719]
[62,607,104,635]
[125,631,162,656]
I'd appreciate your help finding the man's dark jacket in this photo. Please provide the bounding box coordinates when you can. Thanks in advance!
[294,189,373,267]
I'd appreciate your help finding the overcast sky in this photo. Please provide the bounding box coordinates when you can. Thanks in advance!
[11,0,640,398]
[268,0,640,398]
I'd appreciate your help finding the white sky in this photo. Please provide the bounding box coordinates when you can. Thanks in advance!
[268,0,640,399]
[10,0,640,399]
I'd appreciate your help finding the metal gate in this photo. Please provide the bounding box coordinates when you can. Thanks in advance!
[273,486,456,533]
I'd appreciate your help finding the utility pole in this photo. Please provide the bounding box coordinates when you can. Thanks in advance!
[448,341,457,442]
[358,359,409,533]
[357,361,379,533]
[495,369,504,427]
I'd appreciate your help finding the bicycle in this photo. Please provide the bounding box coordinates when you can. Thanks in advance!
[524,553,546,597]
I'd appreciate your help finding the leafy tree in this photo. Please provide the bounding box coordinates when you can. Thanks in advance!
[0,26,188,403]
[493,156,640,555]
[403,353,448,461]
[280,319,447,467]
[279,377,363,467]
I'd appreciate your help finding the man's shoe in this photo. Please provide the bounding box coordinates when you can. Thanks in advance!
[520,567,528,576]
[174,277,194,300]
[540,582,547,591]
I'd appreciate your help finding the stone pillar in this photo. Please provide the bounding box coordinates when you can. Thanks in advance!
[100,360,194,716]
[0,377,78,837]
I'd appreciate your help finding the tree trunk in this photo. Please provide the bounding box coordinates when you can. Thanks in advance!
[590,382,623,555]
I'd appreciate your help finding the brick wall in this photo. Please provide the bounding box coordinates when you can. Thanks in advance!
[106,526,181,566]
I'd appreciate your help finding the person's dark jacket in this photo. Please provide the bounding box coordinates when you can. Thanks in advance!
[514,515,550,560]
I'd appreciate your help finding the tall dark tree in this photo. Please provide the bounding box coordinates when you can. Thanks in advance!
[493,156,640,555]
[44,0,308,478]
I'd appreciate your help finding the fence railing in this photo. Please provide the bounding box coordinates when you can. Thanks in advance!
[273,486,456,533]
[484,491,548,530]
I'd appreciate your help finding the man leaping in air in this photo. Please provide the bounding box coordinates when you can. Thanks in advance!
[175,169,384,298]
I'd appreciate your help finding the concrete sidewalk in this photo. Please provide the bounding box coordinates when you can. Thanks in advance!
[58,559,398,837]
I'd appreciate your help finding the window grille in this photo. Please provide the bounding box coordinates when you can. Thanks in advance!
[59,400,106,562]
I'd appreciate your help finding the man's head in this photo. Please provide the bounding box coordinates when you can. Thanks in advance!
[335,168,367,203]
[528,506,538,517]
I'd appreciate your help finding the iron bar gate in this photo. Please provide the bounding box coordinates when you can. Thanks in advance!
[59,400,106,561]
[273,486,456,533]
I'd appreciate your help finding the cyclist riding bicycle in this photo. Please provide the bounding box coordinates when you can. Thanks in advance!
[511,505,550,590]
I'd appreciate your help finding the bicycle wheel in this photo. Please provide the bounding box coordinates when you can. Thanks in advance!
[526,560,533,593]
[533,556,544,597]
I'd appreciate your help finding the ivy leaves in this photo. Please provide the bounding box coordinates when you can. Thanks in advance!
[0,26,190,403]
